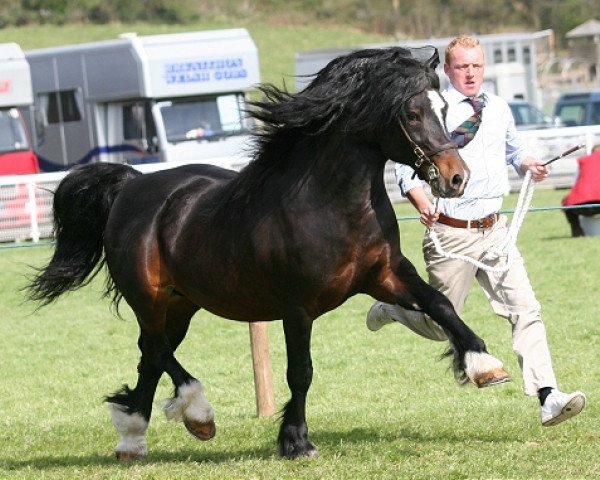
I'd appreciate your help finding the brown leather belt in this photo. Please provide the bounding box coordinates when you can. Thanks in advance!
[438,212,499,229]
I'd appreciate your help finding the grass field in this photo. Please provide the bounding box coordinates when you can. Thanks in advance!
[1,187,598,479]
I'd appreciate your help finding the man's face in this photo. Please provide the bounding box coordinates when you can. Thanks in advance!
[443,45,485,97]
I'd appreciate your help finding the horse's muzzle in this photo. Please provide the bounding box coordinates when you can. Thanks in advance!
[430,150,469,198]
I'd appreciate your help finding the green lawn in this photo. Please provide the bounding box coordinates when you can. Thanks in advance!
[1,188,598,479]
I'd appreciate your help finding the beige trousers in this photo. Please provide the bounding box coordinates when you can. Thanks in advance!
[389,215,558,396]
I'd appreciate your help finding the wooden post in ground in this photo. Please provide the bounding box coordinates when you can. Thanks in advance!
[249,322,276,417]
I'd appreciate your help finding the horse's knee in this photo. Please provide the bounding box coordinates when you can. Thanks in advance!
[109,403,148,461]
[163,380,216,441]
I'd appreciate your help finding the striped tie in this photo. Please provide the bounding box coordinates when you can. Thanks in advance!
[450,95,485,148]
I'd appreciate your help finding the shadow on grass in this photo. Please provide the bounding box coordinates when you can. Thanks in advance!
[0,444,277,471]
[313,424,521,447]
[1,424,522,470]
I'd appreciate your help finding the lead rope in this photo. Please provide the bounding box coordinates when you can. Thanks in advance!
[427,144,584,273]
[428,170,535,274]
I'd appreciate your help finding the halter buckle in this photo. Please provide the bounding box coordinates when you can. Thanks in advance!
[412,145,427,168]
[427,164,439,181]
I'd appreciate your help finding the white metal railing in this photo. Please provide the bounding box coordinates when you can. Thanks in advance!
[2,126,600,244]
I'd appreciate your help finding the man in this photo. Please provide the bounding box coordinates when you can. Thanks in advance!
[367,35,586,426]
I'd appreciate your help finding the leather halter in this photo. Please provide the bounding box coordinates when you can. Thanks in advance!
[398,119,456,184]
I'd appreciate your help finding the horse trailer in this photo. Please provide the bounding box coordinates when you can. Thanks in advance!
[24,29,260,171]
[0,42,39,175]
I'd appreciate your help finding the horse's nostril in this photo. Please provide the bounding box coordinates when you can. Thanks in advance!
[452,174,463,187]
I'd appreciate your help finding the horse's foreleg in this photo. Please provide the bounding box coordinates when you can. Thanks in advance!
[392,260,510,387]
[278,308,318,459]
[421,285,511,387]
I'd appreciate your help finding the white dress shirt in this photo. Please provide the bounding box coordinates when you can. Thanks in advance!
[397,84,532,220]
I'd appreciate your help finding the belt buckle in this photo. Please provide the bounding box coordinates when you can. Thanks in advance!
[468,217,485,230]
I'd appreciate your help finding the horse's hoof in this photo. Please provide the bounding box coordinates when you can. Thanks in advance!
[302,448,319,459]
[283,448,320,460]
[115,450,146,462]
[474,368,512,388]
[184,418,216,440]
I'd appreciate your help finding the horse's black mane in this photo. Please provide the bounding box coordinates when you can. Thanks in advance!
[250,46,439,151]
[223,46,440,207]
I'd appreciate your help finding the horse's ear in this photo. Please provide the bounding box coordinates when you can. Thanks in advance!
[423,45,440,70]
[408,45,439,70]
[425,48,440,70]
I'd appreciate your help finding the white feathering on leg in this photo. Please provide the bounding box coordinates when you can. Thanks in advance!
[464,351,504,383]
[109,403,148,458]
[163,380,214,424]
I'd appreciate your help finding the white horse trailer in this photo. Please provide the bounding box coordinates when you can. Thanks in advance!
[25,29,260,171]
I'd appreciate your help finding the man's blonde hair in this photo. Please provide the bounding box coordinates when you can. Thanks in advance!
[445,35,482,64]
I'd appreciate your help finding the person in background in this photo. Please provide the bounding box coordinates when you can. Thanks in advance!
[367,34,586,426]
[562,144,600,237]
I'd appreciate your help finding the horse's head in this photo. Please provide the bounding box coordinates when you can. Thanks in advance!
[250,46,469,198]
[396,87,469,198]
[373,47,469,198]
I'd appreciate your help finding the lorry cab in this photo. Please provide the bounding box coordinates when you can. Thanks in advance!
[0,43,39,175]
[25,29,260,171]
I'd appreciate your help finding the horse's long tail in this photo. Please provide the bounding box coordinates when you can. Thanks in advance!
[27,163,142,306]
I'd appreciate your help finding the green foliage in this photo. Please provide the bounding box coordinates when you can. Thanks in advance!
[1,189,598,479]
[1,0,199,26]
[0,0,597,41]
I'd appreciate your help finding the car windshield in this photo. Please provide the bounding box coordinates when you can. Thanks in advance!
[158,94,248,143]
[0,108,30,153]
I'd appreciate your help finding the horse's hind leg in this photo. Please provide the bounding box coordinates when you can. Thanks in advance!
[160,294,216,441]
[278,307,318,459]
[107,293,214,460]
[107,332,163,461]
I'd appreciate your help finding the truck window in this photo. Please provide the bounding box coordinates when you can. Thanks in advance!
[158,93,246,143]
[38,89,83,124]
[591,102,600,125]
[123,102,156,142]
[557,104,586,127]
[0,108,29,153]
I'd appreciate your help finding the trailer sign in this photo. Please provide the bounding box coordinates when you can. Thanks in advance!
[164,58,247,85]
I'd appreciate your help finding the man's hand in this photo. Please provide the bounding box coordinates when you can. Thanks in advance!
[419,205,439,227]
[520,156,549,182]
[406,187,440,227]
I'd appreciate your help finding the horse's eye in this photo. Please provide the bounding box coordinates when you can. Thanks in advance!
[406,112,419,123]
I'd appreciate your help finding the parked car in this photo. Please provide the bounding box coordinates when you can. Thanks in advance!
[508,100,562,130]
[553,90,600,127]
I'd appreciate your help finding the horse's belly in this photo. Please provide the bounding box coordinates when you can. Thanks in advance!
[177,281,282,322]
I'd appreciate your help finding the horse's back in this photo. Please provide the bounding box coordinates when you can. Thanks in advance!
[109,164,236,222]
[104,164,237,289]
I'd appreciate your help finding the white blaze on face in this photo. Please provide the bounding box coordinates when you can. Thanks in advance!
[427,90,446,129]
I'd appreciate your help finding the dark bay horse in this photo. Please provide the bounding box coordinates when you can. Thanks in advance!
[27,47,510,461]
